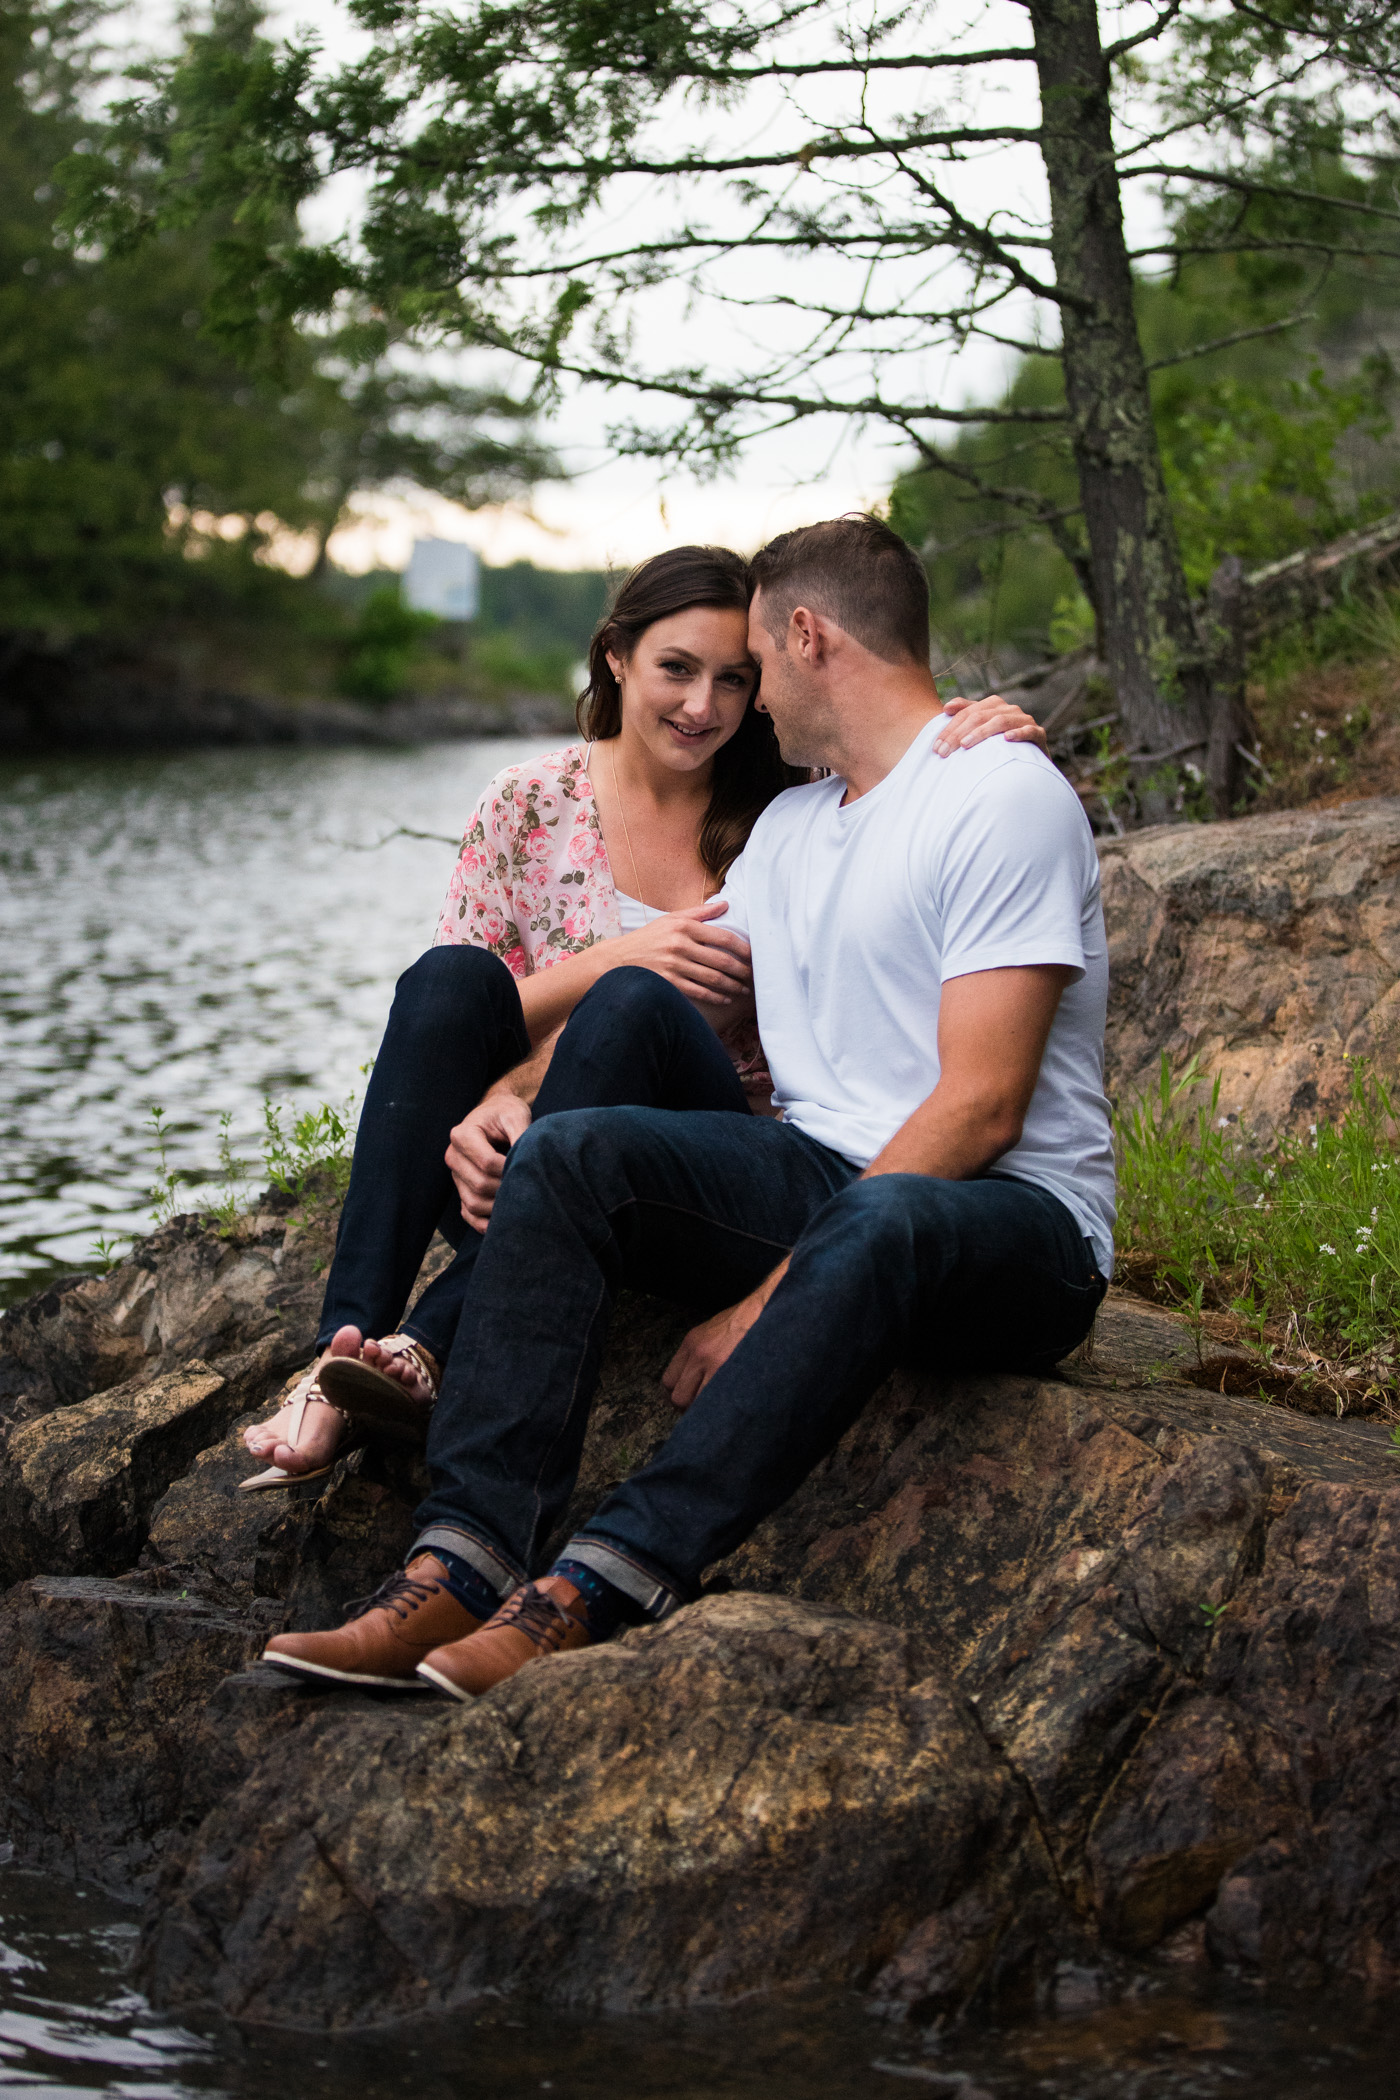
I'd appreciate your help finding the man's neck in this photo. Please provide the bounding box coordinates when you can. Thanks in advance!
[827,684,944,803]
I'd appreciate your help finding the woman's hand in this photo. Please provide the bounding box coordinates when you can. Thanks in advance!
[447,1092,533,1232]
[934,694,1050,758]
[608,898,753,1010]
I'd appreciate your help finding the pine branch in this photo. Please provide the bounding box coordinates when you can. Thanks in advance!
[1145,309,1319,369]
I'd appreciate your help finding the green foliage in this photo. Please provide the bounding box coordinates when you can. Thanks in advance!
[2,0,549,649]
[261,1098,354,1205]
[338,585,439,704]
[469,628,579,698]
[1118,1054,1400,1360]
[891,138,1400,660]
[146,1105,181,1227]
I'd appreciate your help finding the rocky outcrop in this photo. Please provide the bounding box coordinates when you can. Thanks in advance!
[1101,794,1400,1132]
[2,1172,1400,2024]
[144,1596,1051,2027]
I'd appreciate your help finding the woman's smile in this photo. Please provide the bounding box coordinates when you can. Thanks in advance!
[662,716,720,744]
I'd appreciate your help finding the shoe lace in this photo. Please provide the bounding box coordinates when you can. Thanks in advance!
[499,1583,582,1649]
[346,1568,440,1624]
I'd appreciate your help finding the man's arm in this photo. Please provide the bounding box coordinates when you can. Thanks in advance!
[661,962,1072,1407]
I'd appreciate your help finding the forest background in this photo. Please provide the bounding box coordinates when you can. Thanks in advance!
[6,0,1400,799]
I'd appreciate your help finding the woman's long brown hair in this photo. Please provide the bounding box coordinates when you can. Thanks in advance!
[575,545,803,882]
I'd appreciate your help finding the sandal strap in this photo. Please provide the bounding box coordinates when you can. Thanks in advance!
[285,1365,354,1445]
[374,1334,441,1398]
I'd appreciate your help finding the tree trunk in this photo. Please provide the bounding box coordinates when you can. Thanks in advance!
[1205,555,1255,818]
[1027,0,1212,804]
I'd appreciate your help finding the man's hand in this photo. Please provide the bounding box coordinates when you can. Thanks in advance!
[447,1092,533,1232]
[662,1257,789,1408]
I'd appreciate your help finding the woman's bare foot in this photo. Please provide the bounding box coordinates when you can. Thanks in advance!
[243,1327,363,1475]
[359,1332,440,1408]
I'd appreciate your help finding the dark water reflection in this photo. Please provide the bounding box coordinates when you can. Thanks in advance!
[0,1868,1392,2100]
[0,740,549,1304]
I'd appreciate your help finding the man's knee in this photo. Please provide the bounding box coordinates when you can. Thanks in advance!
[820,1173,960,1264]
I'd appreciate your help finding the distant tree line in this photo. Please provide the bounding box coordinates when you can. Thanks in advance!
[1,0,565,699]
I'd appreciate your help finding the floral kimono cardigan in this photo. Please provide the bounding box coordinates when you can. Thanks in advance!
[435,742,771,1100]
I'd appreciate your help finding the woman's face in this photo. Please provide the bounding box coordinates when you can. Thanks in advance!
[607,606,757,774]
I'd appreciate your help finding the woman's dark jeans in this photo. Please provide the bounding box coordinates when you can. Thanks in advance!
[315,950,749,1366]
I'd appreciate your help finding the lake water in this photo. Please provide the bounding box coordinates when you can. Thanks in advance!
[0,1865,1394,2100]
[1,742,1396,2095]
[0,739,550,1305]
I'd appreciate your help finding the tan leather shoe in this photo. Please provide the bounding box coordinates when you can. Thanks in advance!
[261,1556,482,1689]
[416,1577,592,1701]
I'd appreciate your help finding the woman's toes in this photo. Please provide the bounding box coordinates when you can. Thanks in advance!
[327,1325,364,1359]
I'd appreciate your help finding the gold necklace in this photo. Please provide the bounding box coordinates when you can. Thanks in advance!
[603,737,710,912]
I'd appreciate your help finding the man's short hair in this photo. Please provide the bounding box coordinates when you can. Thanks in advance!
[750,515,930,665]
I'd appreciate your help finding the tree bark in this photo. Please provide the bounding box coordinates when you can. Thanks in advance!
[1027,0,1212,798]
[1204,555,1256,818]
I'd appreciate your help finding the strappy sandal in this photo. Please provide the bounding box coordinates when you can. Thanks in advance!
[239,1363,355,1494]
[314,1333,440,1447]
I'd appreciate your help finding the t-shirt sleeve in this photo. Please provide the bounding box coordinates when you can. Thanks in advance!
[713,848,751,943]
[934,757,1093,983]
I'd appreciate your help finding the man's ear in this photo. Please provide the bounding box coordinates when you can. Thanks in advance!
[789,606,823,664]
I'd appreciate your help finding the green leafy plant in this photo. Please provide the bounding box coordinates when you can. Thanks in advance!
[262,1097,355,1205]
[146,1105,183,1227]
[338,586,439,705]
[1118,1054,1400,1366]
[204,1109,250,1235]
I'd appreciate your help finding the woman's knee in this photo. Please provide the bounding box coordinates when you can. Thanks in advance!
[391,944,519,1029]
[571,965,689,1030]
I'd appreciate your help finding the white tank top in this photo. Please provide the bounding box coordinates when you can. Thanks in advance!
[615,888,664,933]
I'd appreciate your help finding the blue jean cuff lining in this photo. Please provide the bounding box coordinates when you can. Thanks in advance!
[412,1525,520,1599]
[564,1535,685,1619]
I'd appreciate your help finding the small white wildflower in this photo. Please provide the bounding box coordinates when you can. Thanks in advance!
[1320,1243,1338,1256]
[1373,1208,1380,1223]
[1217,1116,1230,1129]
[1315,726,1328,742]
[1309,1123,1318,1136]
[1265,1168,1276,1182]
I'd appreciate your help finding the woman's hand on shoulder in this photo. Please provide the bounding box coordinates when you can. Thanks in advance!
[935,695,1050,758]
[609,898,753,1010]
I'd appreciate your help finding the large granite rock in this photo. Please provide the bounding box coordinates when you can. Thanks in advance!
[141,1596,1053,2027]
[1101,795,1400,1131]
[1,1169,1400,2023]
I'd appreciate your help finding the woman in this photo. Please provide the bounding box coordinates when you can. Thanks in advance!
[242,545,1047,1487]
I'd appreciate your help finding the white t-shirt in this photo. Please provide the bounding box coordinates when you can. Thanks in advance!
[716,719,1116,1270]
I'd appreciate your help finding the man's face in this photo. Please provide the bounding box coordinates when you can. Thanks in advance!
[747,591,822,767]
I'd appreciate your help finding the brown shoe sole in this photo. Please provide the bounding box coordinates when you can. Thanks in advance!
[314,1357,434,1444]
[260,1648,436,1691]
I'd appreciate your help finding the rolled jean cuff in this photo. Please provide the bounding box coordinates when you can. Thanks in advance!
[564,1533,686,1619]
[411,1525,521,1600]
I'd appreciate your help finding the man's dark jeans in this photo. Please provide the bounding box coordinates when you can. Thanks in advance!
[411,972,1108,1612]
[317,950,749,1366]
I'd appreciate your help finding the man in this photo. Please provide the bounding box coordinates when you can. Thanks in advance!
[263,515,1115,1695]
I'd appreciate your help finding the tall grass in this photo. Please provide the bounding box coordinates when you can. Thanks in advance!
[1118,1054,1400,1361]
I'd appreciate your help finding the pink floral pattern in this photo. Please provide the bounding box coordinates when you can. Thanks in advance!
[435,742,770,1098]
